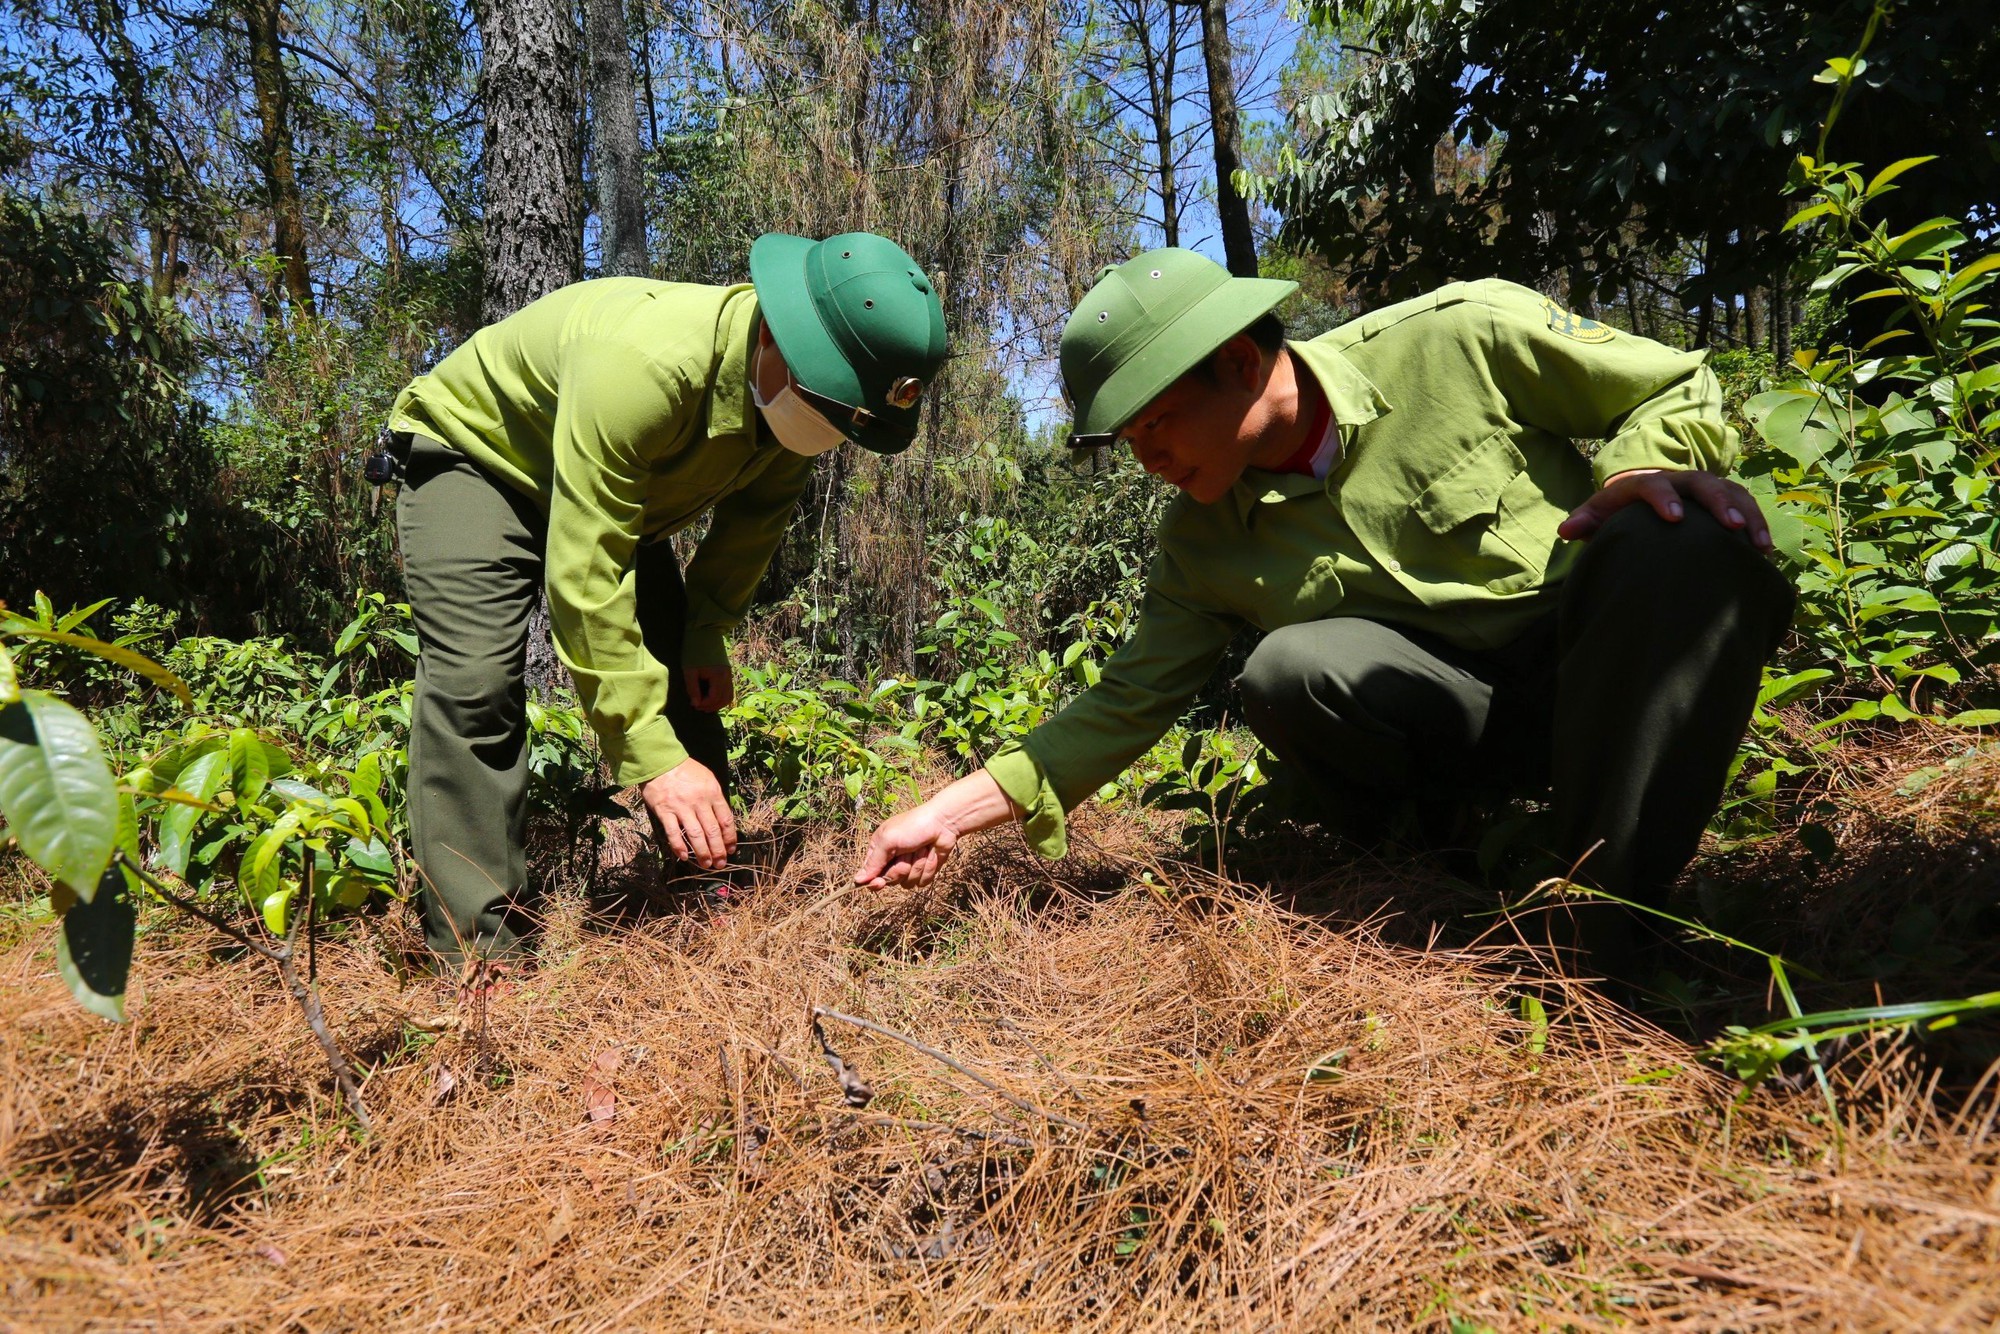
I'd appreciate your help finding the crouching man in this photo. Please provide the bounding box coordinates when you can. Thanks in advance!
[855,247,1792,977]
[390,232,947,969]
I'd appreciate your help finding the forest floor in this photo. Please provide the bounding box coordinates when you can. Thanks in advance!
[2,736,1998,1331]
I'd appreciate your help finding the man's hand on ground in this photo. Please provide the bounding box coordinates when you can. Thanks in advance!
[855,802,961,890]
[685,663,734,712]
[854,770,1021,890]
[1559,468,1772,552]
[642,759,737,869]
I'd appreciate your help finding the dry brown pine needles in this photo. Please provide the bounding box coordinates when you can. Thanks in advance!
[2,815,1997,1332]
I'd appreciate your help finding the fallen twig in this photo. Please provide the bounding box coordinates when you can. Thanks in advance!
[812,1005,1088,1133]
[810,1012,876,1108]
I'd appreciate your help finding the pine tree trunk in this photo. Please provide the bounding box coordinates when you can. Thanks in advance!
[475,0,583,322]
[586,0,648,277]
[243,0,313,315]
[1193,0,1255,276]
[476,0,582,691]
[1137,5,1181,246]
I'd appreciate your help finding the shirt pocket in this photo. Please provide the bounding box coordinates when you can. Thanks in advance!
[1409,428,1549,596]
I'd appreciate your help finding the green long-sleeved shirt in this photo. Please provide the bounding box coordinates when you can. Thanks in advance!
[986,278,1740,856]
[389,279,813,786]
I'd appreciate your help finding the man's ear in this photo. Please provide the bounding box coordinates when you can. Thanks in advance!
[1216,331,1265,393]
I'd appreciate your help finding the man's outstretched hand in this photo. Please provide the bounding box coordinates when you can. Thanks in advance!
[854,769,1021,890]
[1559,468,1772,552]
[642,758,736,870]
[855,802,961,890]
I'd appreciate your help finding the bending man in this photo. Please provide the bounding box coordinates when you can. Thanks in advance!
[392,232,947,968]
[856,247,1792,974]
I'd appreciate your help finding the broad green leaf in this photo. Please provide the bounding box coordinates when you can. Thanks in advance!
[153,750,229,876]
[1944,253,2000,300]
[261,883,298,937]
[1864,156,1936,197]
[1945,709,2000,728]
[323,869,377,909]
[114,789,139,859]
[344,835,393,875]
[1757,668,1833,711]
[1744,390,1845,465]
[0,641,17,706]
[1850,506,1946,527]
[229,728,269,805]
[227,730,290,805]
[1885,219,1965,264]
[1764,509,1808,561]
[0,692,117,899]
[51,597,114,635]
[268,776,331,806]
[239,809,302,915]
[330,796,373,835]
[0,626,190,706]
[150,731,224,788]
[1924,542,1977,581]
[332,618,367,657]
[56,863,136,1021]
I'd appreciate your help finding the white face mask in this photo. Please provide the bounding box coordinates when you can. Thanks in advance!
[752,345,848,457]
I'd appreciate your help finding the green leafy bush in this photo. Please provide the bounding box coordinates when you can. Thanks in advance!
[1721,39,2000,843]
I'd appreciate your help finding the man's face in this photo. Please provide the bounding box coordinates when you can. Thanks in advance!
[1116,343,1264,504]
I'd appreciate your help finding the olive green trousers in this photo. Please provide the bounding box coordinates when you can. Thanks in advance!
[1237,505,1795,939]
[396,436,730,964]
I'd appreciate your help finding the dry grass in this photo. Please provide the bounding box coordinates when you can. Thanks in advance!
[2,805,1998,1332]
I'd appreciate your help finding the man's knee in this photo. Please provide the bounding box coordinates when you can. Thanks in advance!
[1583,503,1794,619]
[1239,621,1422,765]
[417,649,527,739]
[1240,624,1325,717]
[1594,501,1751,571]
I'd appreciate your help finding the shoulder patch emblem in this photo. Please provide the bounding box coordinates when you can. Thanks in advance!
[1541,296,1616,344]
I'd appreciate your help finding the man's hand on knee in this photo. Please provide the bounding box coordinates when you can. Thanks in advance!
[642,759,737,870]
[1559,468,1772,552]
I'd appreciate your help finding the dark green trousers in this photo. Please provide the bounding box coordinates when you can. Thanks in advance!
[396,436,731,964]
[1238,505,1795,912]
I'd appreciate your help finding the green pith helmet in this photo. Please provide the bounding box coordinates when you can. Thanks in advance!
[1060,248,1297,447]
[748,231,949,455]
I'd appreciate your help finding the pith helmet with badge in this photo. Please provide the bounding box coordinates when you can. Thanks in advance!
[749,231,948,456]
[1060,247,1297,449]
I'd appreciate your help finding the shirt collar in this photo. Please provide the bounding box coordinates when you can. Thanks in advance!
[709,284,761,443]
[1230,339,1393,524]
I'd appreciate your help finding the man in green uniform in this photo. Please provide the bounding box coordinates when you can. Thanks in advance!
[390,231,946,968]
[855,246,1793,975]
